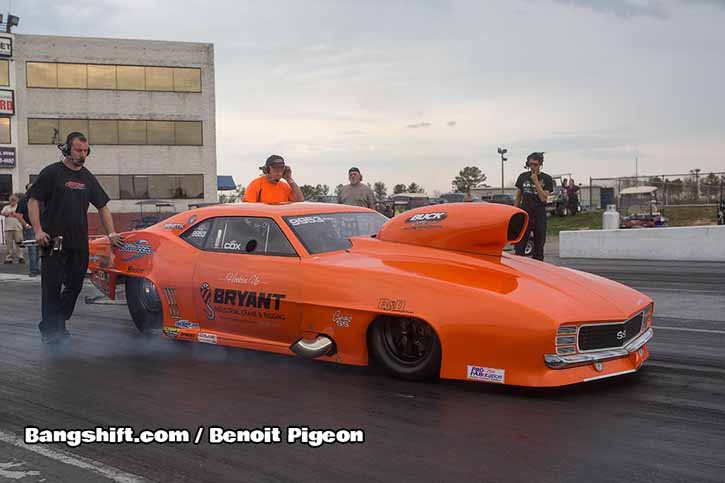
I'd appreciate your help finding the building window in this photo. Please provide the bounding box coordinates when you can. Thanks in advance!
[174,121,203,146]
[145,67,173,92]
[28,119,60,144]
[118,120,147,144]
[58,63,87,89]
[0,60,9,87]
[60,119,89,141]
[147,121,174,145]
[173,68,202,92]
[89,120,118,145]
[87,64,117,89]
[26,62,201,93]
[27,62,58,88]
[28,118,203,146]
[0,117,10,144]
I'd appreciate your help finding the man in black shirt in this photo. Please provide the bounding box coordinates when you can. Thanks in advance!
[27,132,123,343]
[514,152,554,261]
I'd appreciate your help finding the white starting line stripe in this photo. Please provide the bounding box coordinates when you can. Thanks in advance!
[655,326,725,335]
[0,429,146,483]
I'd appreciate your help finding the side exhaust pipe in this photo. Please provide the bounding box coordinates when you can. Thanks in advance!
[290,335,336,358]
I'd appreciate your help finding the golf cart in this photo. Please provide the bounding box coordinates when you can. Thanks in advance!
[130,200,177,230]
[618,186,667,228]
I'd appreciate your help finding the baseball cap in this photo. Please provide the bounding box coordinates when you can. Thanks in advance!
[348,167,361,174]
[265,154,285,168]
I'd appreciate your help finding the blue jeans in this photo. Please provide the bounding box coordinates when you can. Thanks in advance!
[23,227,40,275]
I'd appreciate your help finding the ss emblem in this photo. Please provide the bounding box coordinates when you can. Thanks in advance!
[616,330,627,340]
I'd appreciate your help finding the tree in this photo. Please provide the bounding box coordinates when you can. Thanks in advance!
[393,184,408,194]
[300,184,317,200]
[373,181,387,201]
[317,184,330,196]
[407,182,424,193]
[335,184,344,197]
[452,166,486,194]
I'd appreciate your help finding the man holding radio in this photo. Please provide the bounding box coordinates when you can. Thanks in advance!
[27,132,123,344]
[514,152,554,261]
[243,154,304,203]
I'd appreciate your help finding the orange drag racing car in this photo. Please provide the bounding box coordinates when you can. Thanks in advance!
[88,202,653,387]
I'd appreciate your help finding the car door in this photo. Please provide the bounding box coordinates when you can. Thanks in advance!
[191,216,303,344]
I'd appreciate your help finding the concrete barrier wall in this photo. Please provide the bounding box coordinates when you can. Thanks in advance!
[559,225,725,261]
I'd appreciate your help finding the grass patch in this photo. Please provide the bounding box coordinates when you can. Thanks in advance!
[662,206,718,226]
[547,210,603,235]
[546,205,718,235]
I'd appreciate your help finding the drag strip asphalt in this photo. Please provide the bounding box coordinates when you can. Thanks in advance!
[0,259,723,482]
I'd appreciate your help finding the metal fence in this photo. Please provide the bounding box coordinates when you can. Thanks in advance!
[589,172,725,208]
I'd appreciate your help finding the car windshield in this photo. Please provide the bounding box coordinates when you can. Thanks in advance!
[284,212,388,254]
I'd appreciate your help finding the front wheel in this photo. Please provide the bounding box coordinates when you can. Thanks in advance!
[368,317,441,381]
[125,277,163,335]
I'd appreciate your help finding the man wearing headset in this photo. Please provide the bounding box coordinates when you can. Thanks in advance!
[514,152,554,261]
[243,154,304,203]
[27,132,123,344]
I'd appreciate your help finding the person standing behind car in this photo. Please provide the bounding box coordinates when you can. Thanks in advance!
[514,152,554,261]
[1,194,24,264]
[338,167,376,208]
[15,184,41,276]
[27,132,124,344]
[243,154,304,203]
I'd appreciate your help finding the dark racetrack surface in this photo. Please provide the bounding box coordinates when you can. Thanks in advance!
[1,259,724,482]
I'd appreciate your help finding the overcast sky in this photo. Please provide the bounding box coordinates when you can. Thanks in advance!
[16,0,725,193]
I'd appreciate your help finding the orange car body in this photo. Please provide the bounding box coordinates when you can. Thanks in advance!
[88,202,653,387]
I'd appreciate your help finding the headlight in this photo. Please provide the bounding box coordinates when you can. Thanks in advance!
[555,325,578,355]
[642,303,653,329]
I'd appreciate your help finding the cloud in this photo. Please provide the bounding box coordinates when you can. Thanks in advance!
[553,0,668,19]
[405,122,431,129]
[447,121,456,127]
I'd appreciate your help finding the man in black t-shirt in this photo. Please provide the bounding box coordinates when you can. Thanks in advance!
[27,132,124,344]
[514,152,554,261]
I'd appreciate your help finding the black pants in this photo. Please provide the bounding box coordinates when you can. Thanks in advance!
[39,249,89,336]
[514,209,547,261]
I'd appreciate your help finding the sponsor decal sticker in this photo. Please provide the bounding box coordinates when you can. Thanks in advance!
[118,240,153,262]
[175,319,200,329]
[188,215,197,224]
[164,223,185,230]
[191,228,207,238]
[223,240,242,251]
[288,215,326,226]
[332,310,352,328]
[200,282,216,320]
[220,272,264,286]
[127,266,144,274]
[405,212,447,224]
[163,327,180,339]
[377,298,412,313]
[198,332,217,344]
[466,365,505,384]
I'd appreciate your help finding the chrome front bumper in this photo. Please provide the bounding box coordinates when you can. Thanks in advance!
[544,328,653,369]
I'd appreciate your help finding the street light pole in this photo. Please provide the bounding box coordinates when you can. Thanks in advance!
[497,147,508,194]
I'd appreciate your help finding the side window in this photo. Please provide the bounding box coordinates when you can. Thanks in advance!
[180,218,212,249]
[206,217,297,257]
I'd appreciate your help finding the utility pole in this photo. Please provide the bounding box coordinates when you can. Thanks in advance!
[497,147,508,194]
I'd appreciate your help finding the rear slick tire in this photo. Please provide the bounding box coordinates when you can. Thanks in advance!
[125,277,163,335]
[368,317,441,381]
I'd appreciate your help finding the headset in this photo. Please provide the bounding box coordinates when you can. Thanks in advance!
[58,131,90,157]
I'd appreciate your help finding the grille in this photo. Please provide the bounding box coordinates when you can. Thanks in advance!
[578,313,643,351]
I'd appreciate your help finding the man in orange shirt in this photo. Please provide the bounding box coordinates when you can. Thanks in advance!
[243,155,304,203]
